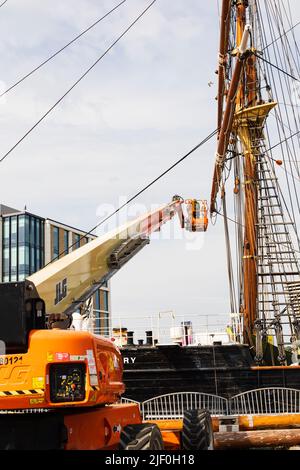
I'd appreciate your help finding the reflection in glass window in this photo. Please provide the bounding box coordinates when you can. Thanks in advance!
[64,230,69,255]
[3,219,9,248]
[3,247,9,277]
[103,291,109,312]
[36,219,40,248]
[103,312,110,337]
[53,227,59,260]
[11,217,17,246]
[74,233,80,249]
[18,216,25,244]
[11,246,17,280]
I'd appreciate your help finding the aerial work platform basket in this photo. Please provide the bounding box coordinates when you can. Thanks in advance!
[185,199,208,232]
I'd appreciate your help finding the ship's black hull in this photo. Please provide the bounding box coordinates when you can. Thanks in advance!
[121,344,300,401]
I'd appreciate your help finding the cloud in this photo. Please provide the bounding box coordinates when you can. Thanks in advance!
[0,0,298,327]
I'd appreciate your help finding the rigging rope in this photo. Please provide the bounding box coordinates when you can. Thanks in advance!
[263,21,300,52]
[254,52,300,82]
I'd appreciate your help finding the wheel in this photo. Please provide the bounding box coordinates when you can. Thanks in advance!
[182,409,214,450]
[119,423,164,450]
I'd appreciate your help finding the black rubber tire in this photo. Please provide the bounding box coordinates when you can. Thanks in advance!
[182,409,214,450]
[204,412,214,450]
[119,423,164,450]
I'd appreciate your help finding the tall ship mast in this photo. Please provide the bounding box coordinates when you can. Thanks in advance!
[211,0,300,365]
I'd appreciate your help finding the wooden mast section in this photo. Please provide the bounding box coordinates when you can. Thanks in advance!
[234,2,278,345]
[235,0,258,344]
[210,0,277,345]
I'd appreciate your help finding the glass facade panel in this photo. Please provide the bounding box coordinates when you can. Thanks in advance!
[103,313,110,337]
[18,216,25,244]
[74,233,80,249]
[53,227,59,260]
[11,246,17,281]
[11,217,17,246]
[94,290,101,332]
[64,230,69,255]
[3,219,9,248]
[3,247,9,278]
[2,214,44,281]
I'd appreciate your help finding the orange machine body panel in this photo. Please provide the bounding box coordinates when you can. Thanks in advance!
[64,404,141,450]
[147,420,182,450]
[0,329,124,410]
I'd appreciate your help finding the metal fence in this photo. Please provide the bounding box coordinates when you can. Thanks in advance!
[121,387,300,418]
[230,388,300,415]
[122,392,229,419]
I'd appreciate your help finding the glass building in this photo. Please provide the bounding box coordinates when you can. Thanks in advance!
[1,207,44,282]
[0,204,111,335]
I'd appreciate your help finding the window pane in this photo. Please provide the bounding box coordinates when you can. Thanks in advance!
[25,216,30,243]
[3,247,9,276]
[30,217,35,246]
[11,217,17,246]
[18,245,29,279]
[36,249,40,269]
[103,291,109,312]
[75,234,80,249]
[64,230,69,255]
[40,221,44,249]
[18,215,25,244]
[94,290,100,311]
[35,219,40,248]
[104,313,110,336]
[30,246,35,273]
[3,219,10,248]
[53,227,59,259]
[11,246,17,276]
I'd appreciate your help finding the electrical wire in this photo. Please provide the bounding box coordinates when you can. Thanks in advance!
[0,0,127,98]
[46,128,218,264]
[0,0,157,164]
[0,0,8,7]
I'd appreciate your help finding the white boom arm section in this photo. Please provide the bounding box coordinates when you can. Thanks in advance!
[27,198,184,321]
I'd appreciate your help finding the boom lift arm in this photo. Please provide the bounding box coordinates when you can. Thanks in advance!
[27,196,185,328]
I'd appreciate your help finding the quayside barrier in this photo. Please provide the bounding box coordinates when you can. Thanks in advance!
[122,387,300,419]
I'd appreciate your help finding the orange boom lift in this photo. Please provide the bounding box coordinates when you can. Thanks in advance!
[0,197,207,450]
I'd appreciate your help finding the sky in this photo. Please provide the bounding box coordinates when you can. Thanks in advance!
[0,0,299,334]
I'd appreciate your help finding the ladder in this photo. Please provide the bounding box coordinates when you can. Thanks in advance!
[251,124,300,345]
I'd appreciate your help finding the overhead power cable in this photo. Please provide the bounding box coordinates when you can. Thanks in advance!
[0,0,127,98]
[46,128,218,264]
[0,0,157,164]
[0,0,8,8]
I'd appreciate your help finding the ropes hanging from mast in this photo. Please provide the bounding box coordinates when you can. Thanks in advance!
[210,0,300,363]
